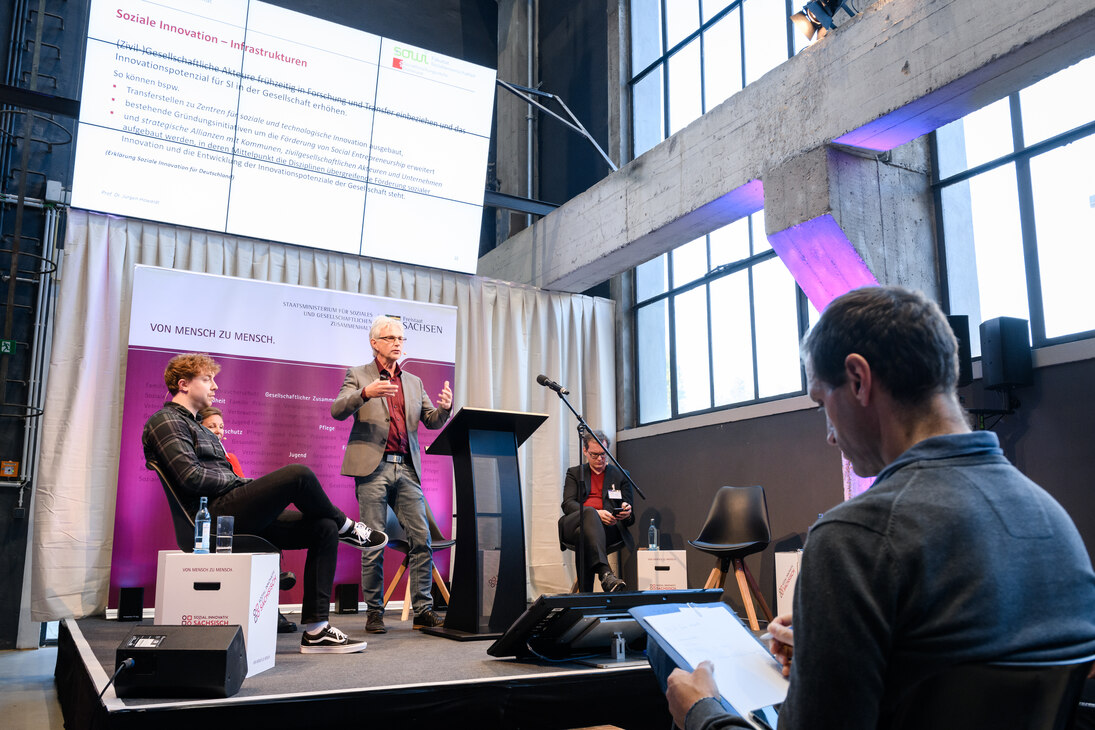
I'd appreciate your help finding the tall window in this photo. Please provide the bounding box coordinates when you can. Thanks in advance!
[635,213,812,423]
[935,56,1095,355]
[629,0,812,424]
[630,0,806,157]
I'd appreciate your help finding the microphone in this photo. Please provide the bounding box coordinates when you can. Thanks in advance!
[536,374,569,395]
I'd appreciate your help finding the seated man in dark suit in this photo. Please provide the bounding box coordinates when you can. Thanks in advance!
[559,428,634,592]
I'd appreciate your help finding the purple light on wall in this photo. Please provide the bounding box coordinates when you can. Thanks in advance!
[832,82,990,152]
[696,188,880,500]
[832,115,934,153]
[767,214,879,501]
[767,214,878,312]
[699,178,766,223]
[843,458,875,499]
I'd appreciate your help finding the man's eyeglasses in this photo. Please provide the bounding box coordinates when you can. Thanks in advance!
[586,451,607,460]
[376,336,407,343]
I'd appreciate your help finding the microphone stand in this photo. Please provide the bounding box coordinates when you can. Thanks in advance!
[575,422,588,592]
[551,387,646,592]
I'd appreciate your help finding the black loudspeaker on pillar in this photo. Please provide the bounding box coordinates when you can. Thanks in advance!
[335,583,359,614]
[114,625,247,698]
[946,315,973,388]
[979,316,1033,390]
[117,587,144,621]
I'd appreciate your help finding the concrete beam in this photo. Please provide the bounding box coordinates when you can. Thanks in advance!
[478,0,1095,292]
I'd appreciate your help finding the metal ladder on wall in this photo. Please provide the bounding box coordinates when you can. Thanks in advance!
[0,0,69,529]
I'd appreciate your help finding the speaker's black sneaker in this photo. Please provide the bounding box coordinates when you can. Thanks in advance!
[300,624,366,654]
[412,608,445,630]
[365,609,387,634]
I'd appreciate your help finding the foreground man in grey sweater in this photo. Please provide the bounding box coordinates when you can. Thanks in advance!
[660,286,1095,730]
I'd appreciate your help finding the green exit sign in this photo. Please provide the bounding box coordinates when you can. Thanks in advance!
[0,340,16,354]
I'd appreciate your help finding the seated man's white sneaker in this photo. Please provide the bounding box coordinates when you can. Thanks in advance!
[299,624,366,654]
[339,521,388,551]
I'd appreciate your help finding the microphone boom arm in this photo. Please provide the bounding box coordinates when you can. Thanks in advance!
[547,384,645,501]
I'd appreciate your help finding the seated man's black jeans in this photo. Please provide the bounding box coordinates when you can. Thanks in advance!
[208,464,346,624]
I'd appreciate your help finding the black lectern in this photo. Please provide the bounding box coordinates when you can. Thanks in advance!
[423,407,547,640]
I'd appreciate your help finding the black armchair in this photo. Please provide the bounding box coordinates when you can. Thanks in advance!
[146,459,297,632]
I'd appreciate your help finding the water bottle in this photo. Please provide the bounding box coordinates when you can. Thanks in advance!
[647,518,659,551]
[194,497,211,554]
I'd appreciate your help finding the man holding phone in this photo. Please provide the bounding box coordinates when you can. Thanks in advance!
[559,428,634,592]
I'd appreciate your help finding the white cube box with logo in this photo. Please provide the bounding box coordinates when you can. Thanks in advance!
[775,550,803,616]
[637,549,688,591]
[155,550,279,677]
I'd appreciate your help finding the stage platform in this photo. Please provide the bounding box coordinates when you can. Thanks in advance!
[56,610,671,730]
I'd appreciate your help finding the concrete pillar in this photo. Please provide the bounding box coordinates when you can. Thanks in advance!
[478,0,1095,293]
[495,0,536,244]
[764,138,937,310]
[606,1,629,169]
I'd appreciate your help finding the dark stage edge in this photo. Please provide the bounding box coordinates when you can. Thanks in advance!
[56,613,672,730]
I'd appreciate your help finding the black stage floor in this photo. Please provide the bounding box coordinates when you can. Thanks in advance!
[56,610,671,730]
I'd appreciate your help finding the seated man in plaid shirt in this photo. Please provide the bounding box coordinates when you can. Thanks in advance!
[143,352,386,654]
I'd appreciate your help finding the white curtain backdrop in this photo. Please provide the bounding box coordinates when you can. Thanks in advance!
[31,209,615,620]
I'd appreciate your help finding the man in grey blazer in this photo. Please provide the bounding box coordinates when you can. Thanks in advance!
[331,315,452,634]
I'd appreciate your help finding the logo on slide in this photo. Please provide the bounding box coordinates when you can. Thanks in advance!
[393,46,428,68]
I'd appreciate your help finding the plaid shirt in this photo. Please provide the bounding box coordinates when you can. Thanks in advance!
[143,401,248,512]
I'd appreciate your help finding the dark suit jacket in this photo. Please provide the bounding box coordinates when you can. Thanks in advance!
[330,360,450,478]
[560,462,636,551]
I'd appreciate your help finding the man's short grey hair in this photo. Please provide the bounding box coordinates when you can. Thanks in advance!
[369,315,404,353]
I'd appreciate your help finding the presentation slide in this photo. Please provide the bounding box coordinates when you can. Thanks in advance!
[72,0,495,274]
[109,266,458,610]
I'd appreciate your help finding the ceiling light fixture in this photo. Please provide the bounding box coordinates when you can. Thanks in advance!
[790,0,858,41]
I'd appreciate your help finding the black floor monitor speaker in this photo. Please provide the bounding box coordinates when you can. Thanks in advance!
[979,316,1033,390]
[114,624,247,698]
[946,314,973,388]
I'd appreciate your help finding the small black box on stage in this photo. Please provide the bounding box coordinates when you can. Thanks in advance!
[117,587,144,621]
[335,583,359,614]
[114,624,247,698]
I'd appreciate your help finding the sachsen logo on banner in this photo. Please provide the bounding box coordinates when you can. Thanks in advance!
[401,316,443,334]
[252,571,277,624]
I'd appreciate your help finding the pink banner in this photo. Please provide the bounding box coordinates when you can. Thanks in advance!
[110,347,455,610]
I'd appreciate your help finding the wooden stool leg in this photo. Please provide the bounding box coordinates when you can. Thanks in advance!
[382,562,408,608]
[703,567,724,590]
[401,578,412,621]
[733,558,760,631]
[741,561,774,623]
